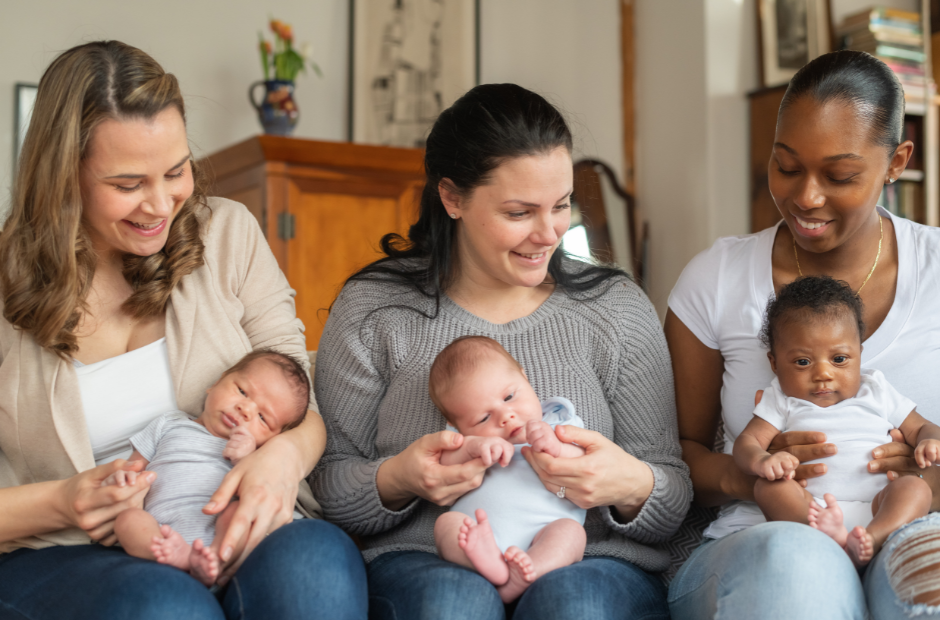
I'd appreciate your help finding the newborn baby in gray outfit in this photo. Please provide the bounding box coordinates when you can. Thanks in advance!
[106,349,310,585]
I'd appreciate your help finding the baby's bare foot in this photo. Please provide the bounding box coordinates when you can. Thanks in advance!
[497,546,537,603]
[845,526,875,568]
[188,538,220,586]
[458,509,508,586]
[151,524,191,571]
[808,493,848,548]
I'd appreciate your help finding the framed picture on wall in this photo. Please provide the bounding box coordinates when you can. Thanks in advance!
[348,0,480,148]
[13,83,38,169]
[757,0,832,88]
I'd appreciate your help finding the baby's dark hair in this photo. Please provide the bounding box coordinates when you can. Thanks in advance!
[760,276,865,353]
[429,336,522,422]
[221,349,311,430]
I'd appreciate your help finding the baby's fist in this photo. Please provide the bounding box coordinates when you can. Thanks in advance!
[756,452,799,481]
[468,436,514,467]
[915,439,940,469]
[526,420,561,457]
[223,425,257,464]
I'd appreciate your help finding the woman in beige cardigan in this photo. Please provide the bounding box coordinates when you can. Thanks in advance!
[0,41,367,619]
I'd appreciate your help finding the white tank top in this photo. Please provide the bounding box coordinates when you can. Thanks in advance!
[74,338,178,466]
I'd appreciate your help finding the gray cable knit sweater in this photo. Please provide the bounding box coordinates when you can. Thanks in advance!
[311,265,691,571]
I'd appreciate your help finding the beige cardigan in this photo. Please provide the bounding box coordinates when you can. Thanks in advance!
[0,197,320,554]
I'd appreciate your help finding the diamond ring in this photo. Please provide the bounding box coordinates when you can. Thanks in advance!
[556,486,566,499]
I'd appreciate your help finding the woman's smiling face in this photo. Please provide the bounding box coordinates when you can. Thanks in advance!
[769,96,899,253]
[79,106,193,259]
[445,146,573,290]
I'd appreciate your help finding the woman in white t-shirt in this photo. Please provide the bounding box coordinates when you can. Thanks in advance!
[666,50,940,619]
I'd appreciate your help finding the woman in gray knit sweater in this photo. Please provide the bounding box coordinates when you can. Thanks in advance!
[312,84,691,619]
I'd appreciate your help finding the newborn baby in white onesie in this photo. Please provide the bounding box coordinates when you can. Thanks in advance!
[430,336,587,604]
[106,350,310,585]
[733,276,940,567]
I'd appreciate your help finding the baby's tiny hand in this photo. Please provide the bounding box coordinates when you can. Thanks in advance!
[223,425,257,464]
[526,420,562,458]
[101,468,139,488]
[756,452,799,481]
[467,436,514,467]
[915,439,940,468]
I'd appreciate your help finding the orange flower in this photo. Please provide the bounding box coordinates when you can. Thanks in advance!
[260,40,272,54]
[270,19,284,34]
[281,25,293,42]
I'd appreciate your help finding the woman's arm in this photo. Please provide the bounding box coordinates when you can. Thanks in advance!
[0,459,153,546]
[665,309,754,506]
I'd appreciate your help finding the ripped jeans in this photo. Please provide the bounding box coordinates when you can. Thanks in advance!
[668,517,940,620]
[867,512,940,618]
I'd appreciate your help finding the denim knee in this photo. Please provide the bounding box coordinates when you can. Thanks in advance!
[227,519,367,620]
[367,551,504,620]
[91,559,224,620]
[866,513,940,618]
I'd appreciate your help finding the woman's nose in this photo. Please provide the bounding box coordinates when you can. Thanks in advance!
[794,175,826,211]
[530,213,559,246]
[140,185,174,217]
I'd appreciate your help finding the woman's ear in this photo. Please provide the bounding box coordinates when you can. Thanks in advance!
[887,141,915,182]
[438,178,462,216]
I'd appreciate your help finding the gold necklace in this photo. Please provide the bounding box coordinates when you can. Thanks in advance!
[792,215,883,294]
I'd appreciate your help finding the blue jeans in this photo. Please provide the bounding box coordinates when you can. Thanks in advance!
[668,521,867,620]
[0,519,367,620]
[367,551,669,620]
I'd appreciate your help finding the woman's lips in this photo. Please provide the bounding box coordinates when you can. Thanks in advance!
[122,218,167,237]
[511,250,550,266]
[793,215,831,238]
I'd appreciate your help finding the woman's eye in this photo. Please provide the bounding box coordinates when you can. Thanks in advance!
[507,211,527,218]
[116,183,141,193]
[777,167,800,176]
[504,393,514,402]
[554,203,571,211]
[828,175,855,185]
[833,356,847,363]
[167,168,186,180]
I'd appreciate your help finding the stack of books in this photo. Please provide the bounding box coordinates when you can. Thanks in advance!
[839,7,927,104]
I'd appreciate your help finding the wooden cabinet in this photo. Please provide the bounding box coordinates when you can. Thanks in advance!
[200,136,425,349]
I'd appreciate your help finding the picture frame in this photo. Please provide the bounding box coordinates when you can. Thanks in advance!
[757,0,833,88]
[13,83,38,170]
[348,0,480,147]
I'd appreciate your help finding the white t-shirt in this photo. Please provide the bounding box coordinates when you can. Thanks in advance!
[754,368,915,502]
[74,338,178,465]
[668,208,940,538]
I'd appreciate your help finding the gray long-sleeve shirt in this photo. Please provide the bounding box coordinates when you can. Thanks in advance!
[311,265,691,571]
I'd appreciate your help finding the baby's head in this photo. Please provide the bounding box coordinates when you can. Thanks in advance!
[760,276,865,407]
[200,349,310,445]
[429,336,542,443]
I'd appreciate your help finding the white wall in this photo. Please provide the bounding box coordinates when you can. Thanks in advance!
[0,0,623,223]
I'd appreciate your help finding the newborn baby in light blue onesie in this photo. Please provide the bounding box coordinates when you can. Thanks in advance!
[430,336,587,604]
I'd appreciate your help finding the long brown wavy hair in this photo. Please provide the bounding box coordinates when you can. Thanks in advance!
[0,41,208,357]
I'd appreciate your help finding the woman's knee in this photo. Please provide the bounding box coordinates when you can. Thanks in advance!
[246,519,366,589]
[368,552,503,620]
[100,560,223,620]
[735,522,856,580]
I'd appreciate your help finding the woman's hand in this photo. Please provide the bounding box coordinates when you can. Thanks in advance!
[521,425,654,520]
[203,434,304,584]
[59,459,155,546]
[376,431,488,510]
[869,429,940,511]
[757,390,835,485]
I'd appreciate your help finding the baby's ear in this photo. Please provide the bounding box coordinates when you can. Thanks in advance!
[767,352,777,373]
[521,367,528,379]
